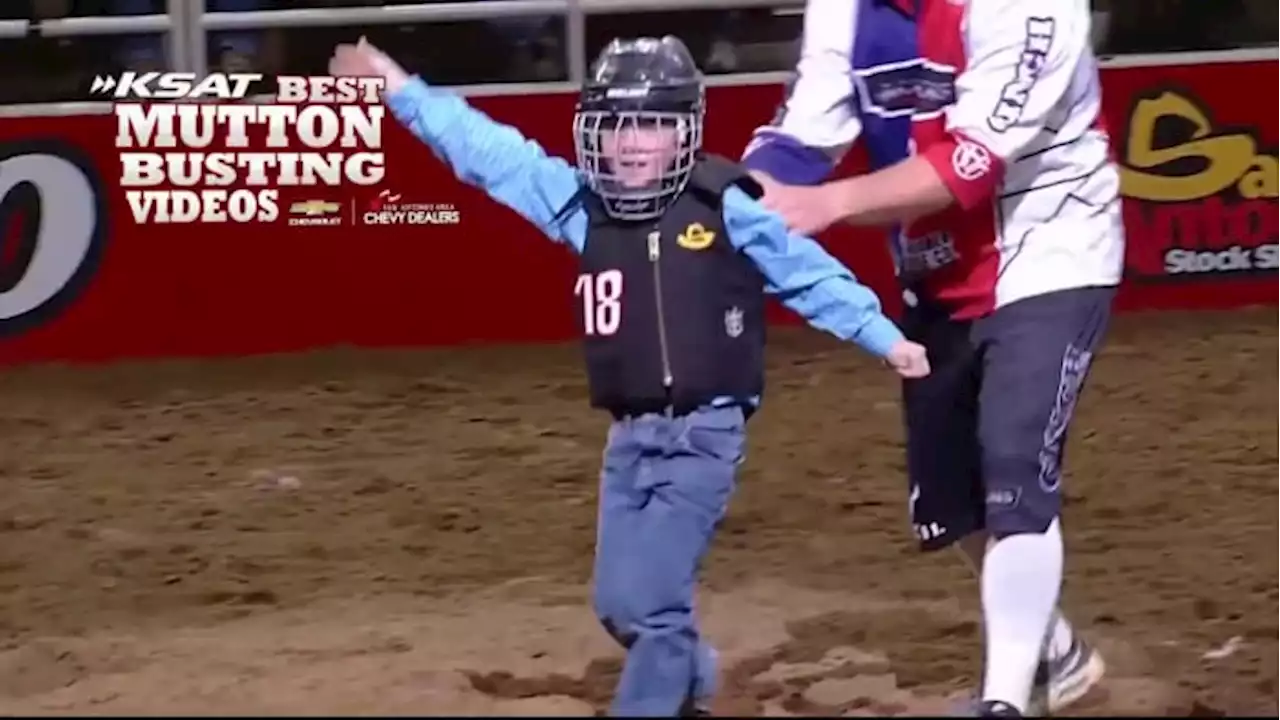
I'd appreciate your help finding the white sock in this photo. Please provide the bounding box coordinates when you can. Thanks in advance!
[979,519,1064,712]
[957,530,1076,664]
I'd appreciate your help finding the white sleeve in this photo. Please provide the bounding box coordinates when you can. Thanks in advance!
[921,0,1094,208]
[951,0,1091,160]
[741,0,863,185]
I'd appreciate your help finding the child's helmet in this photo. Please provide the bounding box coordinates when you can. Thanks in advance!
[574,35,706,221]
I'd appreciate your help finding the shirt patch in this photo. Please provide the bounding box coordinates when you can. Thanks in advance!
[854,58,957,120]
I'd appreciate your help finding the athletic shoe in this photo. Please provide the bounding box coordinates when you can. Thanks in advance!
[679,700,712,717]
[977,700,1023,717]
[950,636,1105,716]
[1043,634,1106,712]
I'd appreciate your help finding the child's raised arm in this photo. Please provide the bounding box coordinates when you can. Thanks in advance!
[330,39,588,251]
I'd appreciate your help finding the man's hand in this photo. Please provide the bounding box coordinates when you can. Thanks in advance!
[748,169,782,197]
[758,180,849,236]
[885,340,930,379]
[329,37,410,95]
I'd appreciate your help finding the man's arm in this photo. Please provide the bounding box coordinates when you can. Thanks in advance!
[832,0,1094,226]
[722,187,905,358]
[740,0,862,186]
[385,77,588,251]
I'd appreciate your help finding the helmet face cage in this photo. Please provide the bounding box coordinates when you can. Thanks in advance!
[573,108,704,222]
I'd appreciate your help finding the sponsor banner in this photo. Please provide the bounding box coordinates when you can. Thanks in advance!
[1109,63,1278,294]
[0,59,1273,364]
[0,93,578,364]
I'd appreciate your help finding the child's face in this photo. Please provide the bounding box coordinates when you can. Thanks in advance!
[599,120,681,188]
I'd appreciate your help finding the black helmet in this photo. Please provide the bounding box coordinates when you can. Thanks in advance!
[573,36,706,221]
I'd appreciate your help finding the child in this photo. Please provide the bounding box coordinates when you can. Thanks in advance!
[330,35,929,717]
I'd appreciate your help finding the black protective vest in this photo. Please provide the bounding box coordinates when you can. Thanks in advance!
[575,155,767,416]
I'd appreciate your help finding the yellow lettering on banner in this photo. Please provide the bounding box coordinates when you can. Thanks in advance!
[1121,90,1278,203]
[1238,156,1280,200]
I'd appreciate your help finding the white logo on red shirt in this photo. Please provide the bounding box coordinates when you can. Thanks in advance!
[951,141,993,181]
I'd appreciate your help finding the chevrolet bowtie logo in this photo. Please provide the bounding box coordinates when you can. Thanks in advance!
[289,200,341,216]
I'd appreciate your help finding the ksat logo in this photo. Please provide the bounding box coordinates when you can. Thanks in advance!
[362,189,460,226]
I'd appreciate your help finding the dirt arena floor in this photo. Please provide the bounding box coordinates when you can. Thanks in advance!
[0,308,1274,716]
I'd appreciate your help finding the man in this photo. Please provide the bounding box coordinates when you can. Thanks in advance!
[331,35,928,716]
[742,0,1121,716]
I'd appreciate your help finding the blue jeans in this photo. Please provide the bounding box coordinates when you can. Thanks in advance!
[593,405,745,716]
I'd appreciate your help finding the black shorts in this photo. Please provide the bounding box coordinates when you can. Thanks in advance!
[901,286,1115,551]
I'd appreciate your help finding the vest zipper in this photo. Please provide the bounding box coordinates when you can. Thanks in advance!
[647,229,674,388]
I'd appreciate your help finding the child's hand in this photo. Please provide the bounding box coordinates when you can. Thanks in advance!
[329,37,410,95]
[885,340,930,379]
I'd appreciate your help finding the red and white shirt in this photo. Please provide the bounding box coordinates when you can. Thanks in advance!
[744,0,1126,319]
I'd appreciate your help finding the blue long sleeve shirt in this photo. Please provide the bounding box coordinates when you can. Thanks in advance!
[385,77,906,359]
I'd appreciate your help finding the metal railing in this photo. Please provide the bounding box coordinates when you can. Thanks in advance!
[1,0,1277,119]
[0,19,28,39]
[185,0,805,84]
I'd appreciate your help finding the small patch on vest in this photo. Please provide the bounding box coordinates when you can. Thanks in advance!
[676,222,715,251]
[724,306,744,338]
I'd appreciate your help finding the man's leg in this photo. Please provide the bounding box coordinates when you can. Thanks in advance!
[592,407,744,716]
[956,530,1102,713]
[901,299,985,554]
[973,286,1115,715]
[956,532,1102,713]
[901,298,1096,716]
